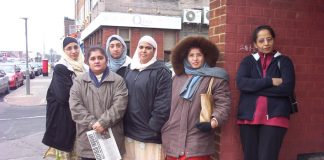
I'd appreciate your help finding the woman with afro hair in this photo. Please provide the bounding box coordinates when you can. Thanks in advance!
[162,36,231,160]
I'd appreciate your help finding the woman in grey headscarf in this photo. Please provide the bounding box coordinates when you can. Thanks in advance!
[105,35,131,77]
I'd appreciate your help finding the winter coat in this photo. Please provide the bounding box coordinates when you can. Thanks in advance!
[236,52,295,120]
[162,75,231,157]
[42,64,76,152]
[162,36,231,158]
[116,56,132,77]
[123,60,172,144]
[69,71,128,158]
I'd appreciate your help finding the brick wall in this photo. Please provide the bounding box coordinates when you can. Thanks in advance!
[209,0,324,159]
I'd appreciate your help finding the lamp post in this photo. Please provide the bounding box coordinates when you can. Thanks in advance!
[21,17,30,95]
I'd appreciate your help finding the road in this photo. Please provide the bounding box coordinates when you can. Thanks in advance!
[0,76,51,160]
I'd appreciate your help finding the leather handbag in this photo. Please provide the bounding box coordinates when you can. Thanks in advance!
[200,77,214,123]
[277,59,298,114]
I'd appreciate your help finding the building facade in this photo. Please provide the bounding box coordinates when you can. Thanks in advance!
[75,0,209,61]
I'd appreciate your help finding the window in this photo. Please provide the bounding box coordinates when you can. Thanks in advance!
[118,28,131,56]
[164,30,176,62]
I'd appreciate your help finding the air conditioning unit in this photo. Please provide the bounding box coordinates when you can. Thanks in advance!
[183,9,202,24]
[203,7,210,25]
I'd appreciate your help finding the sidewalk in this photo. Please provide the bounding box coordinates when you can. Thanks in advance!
[0,74,53,160]
[4,74,52,107]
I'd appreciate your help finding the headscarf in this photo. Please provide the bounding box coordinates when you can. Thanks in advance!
[130,35,157,71]
[180,60,229,101]
[105,35,130,72]
[59,38,86,76]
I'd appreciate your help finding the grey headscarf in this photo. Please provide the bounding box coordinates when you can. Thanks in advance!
[105,35,128,72]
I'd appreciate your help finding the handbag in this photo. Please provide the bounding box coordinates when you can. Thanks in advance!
[200,77,214,123]
[277,59,298,114]
[289,93,298,114]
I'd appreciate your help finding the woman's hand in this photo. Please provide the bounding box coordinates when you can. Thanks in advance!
[92,121,105,133]
[211,118,218,129]
[272,78,283,86]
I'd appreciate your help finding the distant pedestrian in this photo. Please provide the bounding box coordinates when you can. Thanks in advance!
[105,35,132,77]
[69,46,128,160]
[42,37,87,160]
[122,35,172,160]
[161,36,231,160]
[236,25,296,160]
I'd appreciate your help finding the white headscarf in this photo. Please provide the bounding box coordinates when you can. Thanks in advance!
[57,43,86,76]
[130,35,157,71]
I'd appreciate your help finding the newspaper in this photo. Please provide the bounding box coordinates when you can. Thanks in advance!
[86,128,121,160]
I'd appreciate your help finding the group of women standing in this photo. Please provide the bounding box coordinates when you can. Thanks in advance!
[42,24,295,160]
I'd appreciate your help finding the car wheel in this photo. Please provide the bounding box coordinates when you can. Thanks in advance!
[14,80,18,89]
[5,85,9,94]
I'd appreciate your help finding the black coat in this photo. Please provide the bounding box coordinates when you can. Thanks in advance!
[236,52,295,120]
[123,61,172,144]
[42,64,76,152]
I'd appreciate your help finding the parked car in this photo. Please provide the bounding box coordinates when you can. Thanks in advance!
[0,64,24,89]
[18,64,35,79]
[29,62,42,76]
[165,62,175,76]
[0,69,10,94]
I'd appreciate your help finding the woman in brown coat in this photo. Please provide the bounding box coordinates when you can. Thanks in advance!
[69,46,128,160]
[162,36,231,160]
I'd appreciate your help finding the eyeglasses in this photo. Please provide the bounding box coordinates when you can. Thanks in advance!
[65,45,79,51]
[257,37,273,44]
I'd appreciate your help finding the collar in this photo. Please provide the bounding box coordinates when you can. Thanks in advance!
[252,51,281,61]
[82,69,116,83]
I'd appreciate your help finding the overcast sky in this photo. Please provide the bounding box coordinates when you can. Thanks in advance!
[0,0,74,56]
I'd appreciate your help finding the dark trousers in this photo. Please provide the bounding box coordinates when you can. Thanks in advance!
[80,158,96,160]
[240,125,287,160]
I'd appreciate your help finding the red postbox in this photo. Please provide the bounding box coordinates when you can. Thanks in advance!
[42,59,48,76]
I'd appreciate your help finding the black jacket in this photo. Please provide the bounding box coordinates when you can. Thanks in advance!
[42,64,76,152]
[236,52,295,120]
[116,66,127,78]
[124,61,172,144]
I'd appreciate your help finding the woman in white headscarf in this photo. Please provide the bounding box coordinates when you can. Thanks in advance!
[105,35,131,77]
[123,35,172,160]
[42,37,87,160]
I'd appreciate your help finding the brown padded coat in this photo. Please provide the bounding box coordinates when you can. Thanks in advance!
[69,71,128,158]
[161,36,231,158]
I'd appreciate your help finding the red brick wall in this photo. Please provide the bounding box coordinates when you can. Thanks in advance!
[101,27,117,48]
[153,30,164,60]
[130,28,141,58]
[209,0,324,160]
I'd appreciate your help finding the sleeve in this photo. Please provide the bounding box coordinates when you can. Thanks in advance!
[236,57,273,93]
[97,78,128,129]
[211,79,231,126]
[148,68,172,132]
[69,77,97,129]
[255,56,296,97]
[51,65,73,107]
